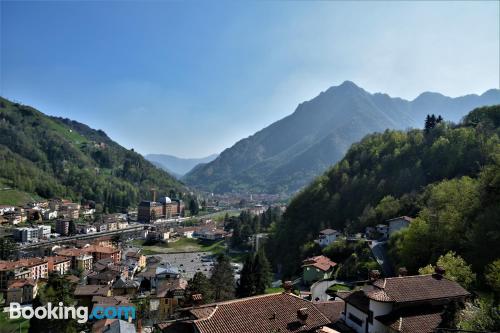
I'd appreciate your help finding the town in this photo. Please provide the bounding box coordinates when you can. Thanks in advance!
[0,193,480,333]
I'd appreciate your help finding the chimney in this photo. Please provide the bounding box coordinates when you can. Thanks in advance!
[434,266,446,279]
[398,267,408,277]
[297,308,308,324]
[369,270,381,282]
[283,280,293,293]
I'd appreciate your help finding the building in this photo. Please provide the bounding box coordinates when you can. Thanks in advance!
[387,216,414,236]
[138,200,164,222]
[47,256,71,275]
[16,258,49,280]
[5,279,37,305]
[77,254,94,271]
[316,229,341,247]
[0,261,32,289]
[336,268,470,333]
[74,285,111,307]
[124,250,146,270]
[38,225,52,239]
[196,229,226,241]
[187,292,331,333]
[249,204,266,216]
[13,227,39,243]
[83,245,121,264]
[43,210,58,220]
[302,256,337,285]
[76,223,97,234]
[55,219,75,236]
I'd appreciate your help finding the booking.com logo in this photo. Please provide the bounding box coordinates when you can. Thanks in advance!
[9,302,135,323]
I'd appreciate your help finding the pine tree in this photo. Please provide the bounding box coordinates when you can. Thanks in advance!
[237,255,256,297]
[188,272,214,303]
[253,249,273,294]
[210,254,235,301]
[425,114,432,131]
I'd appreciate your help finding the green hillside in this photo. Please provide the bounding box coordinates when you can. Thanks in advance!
[0,97,185,211]
[267,105,500,278]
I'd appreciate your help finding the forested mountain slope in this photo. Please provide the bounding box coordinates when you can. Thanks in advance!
[267,105,500,277]
[0,97,185,211]
[185,81,500,194]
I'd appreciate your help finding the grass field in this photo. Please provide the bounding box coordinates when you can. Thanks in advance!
[0,310,30,333]
[131,238,227,255]
[0,188,41,206]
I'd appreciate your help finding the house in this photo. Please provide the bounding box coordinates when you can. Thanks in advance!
[83,245,121,264]
[187,292,331,333]
[316,229,341,247]
[149,278,188,319]
[302,256,337,285]
[196,229,226,241]
[16,258,49,280]
[5,279,37,305]
[112,277,139,296]
[387,216,414,236]
[335,268,470,333]
[76,223,97,234]
[74,285,111,307]
[76,254,94,271]
[124,250,146,270]
[88,270,119,286]
[0,261,32,289]
[46,256,71,275]
[92,319,136,333]
[0,205,16,215]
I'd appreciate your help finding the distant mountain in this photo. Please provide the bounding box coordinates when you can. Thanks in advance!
[184,81,500,194]
[145,153,219,177]
[0,97,186,211]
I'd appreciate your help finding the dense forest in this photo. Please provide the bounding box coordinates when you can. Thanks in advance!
[267,105,500,284]
[0,97,185,212]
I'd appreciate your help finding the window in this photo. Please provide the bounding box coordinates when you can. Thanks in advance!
[348,313,363,327]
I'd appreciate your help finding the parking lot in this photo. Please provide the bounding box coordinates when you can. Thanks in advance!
[148,252,243,280]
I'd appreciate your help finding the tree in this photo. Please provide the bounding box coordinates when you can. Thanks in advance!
[210,254,235,301]
[458,297,500,332]
[29,272,79,333]
[418,251,476,289]
[253,249,272,294]
[188,198,199,216]
[237,255,256,297]
[485,259,500,303]
[188,272,214,304]
[0,238,17,260]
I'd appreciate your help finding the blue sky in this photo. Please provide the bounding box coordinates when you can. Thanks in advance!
[1,1,498,157]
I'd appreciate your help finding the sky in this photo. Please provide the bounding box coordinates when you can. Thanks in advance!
[1,1,499,158]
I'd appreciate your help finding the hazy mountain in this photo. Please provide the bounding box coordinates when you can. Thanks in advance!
[145,153,219,177]
[0,97,185,211]
[184,81,500,194]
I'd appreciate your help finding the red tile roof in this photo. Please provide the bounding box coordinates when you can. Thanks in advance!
[370,274,470,303]
[193,293,331,333]
[312,301,344,322]
[302,256,337,272]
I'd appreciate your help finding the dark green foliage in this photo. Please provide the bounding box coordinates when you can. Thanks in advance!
[335,241,379,281]
[188,272,214,304]
[0,97,185,212]
[0,238,17,260]
[188,198,199,215]
[210,254,235,301]
[269,105,500,277]
[28,272,79,333]
[237,250,272,298]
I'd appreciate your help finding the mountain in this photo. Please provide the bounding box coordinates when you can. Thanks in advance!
[0,97,185,211]
[266,105,500,277]
[184,81,500,194]
[145,153,218,178]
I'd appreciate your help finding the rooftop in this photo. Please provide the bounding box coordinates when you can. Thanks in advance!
[302,256,337,272]
[193,292,331,333]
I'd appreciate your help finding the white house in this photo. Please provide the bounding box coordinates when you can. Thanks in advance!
[315,229,341,247]
[43,210,58,220]
[387,216,414,236]
[336,269,470,333]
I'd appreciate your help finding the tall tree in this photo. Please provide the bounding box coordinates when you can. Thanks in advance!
[253,249,273,294]
[210,254,235,301]
[237,255,256,298]
[188,272,214,304]
[0,238,17,260]
[28,272,79,333]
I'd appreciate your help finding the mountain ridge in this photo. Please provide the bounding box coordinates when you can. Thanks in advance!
[145,153,218,178]
[184,81,500,194]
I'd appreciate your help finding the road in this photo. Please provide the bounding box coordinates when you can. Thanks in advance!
[310,279,338,302]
